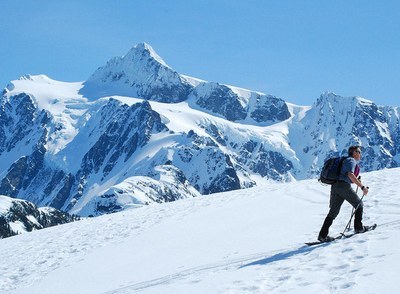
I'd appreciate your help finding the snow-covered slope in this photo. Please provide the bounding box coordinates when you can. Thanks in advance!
[1,43,399,216]
[1,168,399,293]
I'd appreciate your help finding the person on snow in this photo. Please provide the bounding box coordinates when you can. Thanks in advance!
[318,145,370,242]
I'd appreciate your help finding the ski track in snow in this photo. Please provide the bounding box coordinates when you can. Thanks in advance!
[105,222,399,294]
[1,169,400,294]
[101,228,397,294]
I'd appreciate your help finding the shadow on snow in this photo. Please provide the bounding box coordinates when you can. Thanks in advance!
[240,243,328,268]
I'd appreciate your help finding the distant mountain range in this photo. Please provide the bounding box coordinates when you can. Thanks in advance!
[1,42,399,218]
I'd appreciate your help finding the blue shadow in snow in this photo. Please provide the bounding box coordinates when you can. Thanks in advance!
[240,243,328,268]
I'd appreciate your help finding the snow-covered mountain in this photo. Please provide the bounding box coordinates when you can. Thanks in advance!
[81,43,193,102]
[0,195,79,238]
[0,42,399,216]
[1,168,399,293]
[289,92,400,178]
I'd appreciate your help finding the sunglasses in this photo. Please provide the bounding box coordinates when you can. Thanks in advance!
[355,150,362,154]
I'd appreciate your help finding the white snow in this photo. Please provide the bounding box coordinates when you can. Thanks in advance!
[1,167,399,293]
[8,221,26,235]
[133,42,170,68]
[375,121,391,141]
[0,195,13,214]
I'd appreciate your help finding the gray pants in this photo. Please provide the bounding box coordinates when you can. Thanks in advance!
[328,181,363,220]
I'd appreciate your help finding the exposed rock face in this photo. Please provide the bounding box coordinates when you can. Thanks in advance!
[189,82,291,124]
[190,82,248,121]
[0,195,79,239]
[0,93,49,198]
[249,93,291,123]
[173,130,241,194]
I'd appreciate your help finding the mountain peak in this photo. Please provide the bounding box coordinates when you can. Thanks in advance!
[316,92,374,109]
[320,91,338,98]
[316,91,354,106]
[135,42,151,50]
[87,42,170,85]
[125,42,169,68]
[82,43,191,102]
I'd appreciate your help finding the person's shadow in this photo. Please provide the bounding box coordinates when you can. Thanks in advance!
[240,243,328,268]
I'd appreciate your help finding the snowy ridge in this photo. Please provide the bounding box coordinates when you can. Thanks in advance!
[0,168,399,293]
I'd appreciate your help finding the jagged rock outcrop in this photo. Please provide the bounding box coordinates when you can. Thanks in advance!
[248,93,291,123]
[0,195,79,239]
[81,165,200,216]
[189,82,291,124]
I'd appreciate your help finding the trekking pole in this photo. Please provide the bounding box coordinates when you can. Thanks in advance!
[340,188,367,237]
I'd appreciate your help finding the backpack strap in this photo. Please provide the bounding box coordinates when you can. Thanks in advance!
[336,156,348,178]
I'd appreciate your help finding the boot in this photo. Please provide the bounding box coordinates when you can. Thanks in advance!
[354,206,364,232]
[318,216,334,241]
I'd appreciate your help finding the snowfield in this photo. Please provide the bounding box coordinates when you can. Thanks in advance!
[1,168,399,293]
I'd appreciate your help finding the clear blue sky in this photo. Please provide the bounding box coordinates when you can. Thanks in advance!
[1,0,399,106]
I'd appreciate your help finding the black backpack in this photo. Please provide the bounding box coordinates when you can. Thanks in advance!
[319,156,348,184]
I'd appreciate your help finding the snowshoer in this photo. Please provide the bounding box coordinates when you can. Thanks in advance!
[318,146,370,242]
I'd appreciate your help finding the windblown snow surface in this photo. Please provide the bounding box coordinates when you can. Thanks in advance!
[1,168,399,294]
